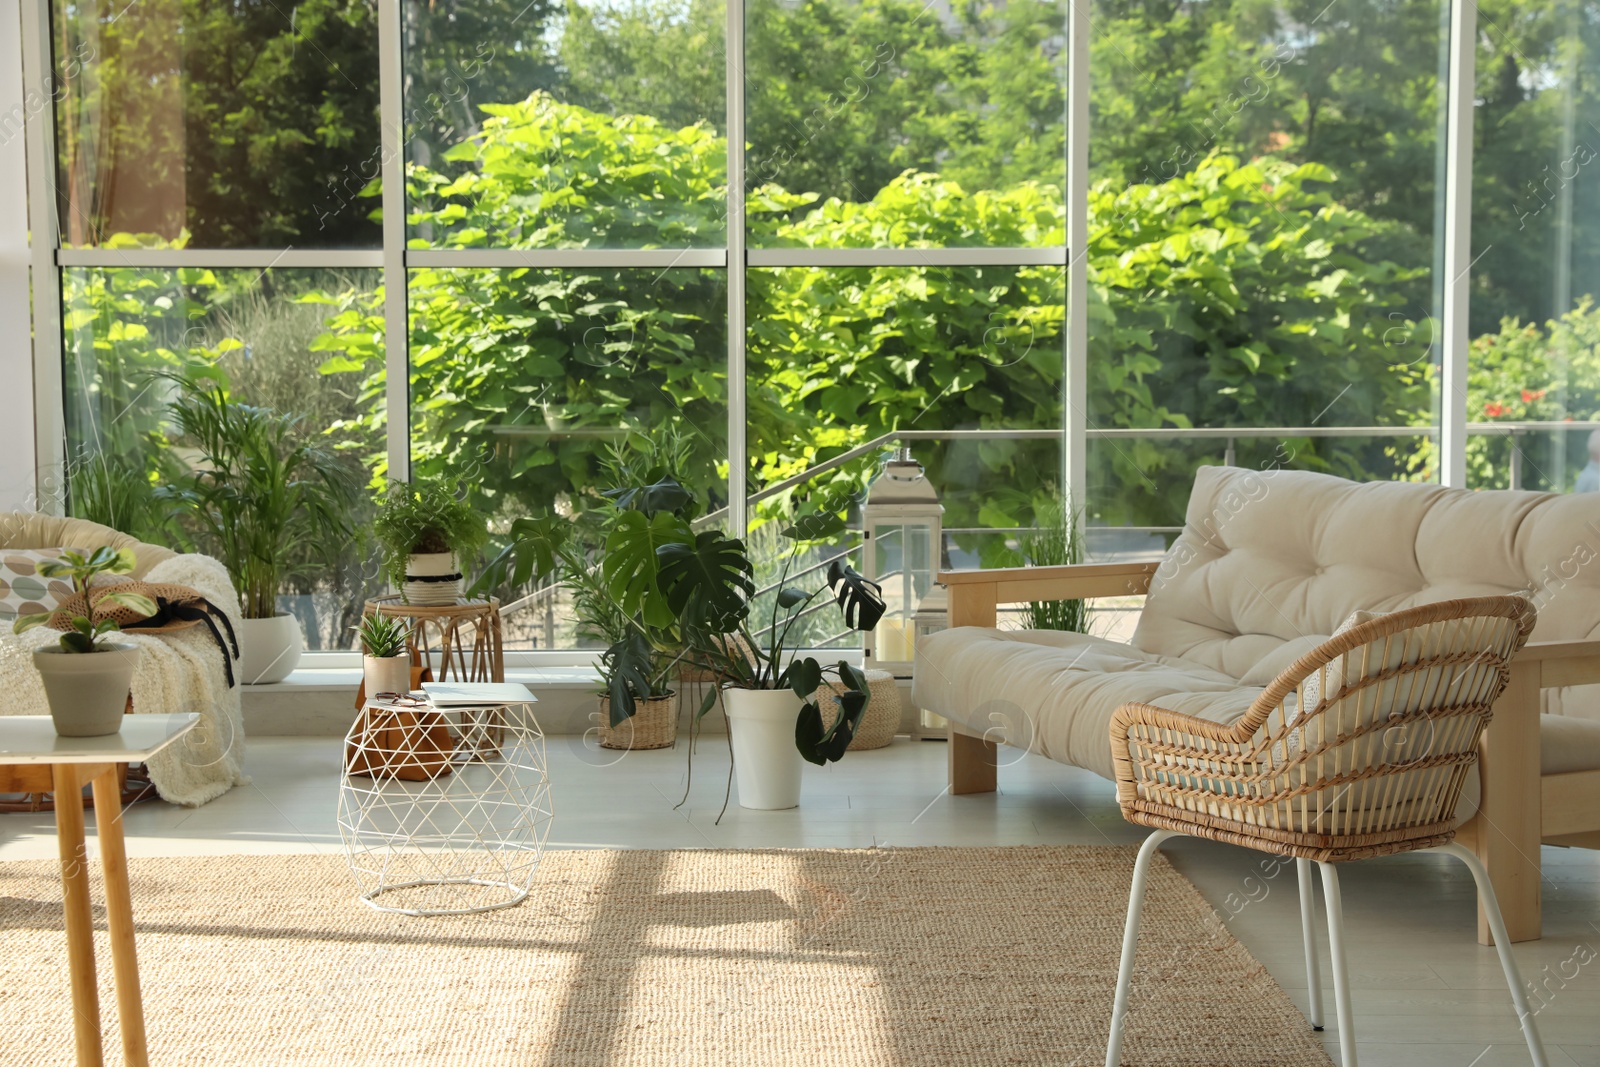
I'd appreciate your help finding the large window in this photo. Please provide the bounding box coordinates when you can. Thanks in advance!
[1469,3,1600,492]
[23,0,1585,658]
[1086,0,1446,544]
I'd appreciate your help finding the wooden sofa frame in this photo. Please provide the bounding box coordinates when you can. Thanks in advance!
[940,561,1600,945]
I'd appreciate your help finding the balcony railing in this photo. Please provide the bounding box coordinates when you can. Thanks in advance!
[497,420,1600,646]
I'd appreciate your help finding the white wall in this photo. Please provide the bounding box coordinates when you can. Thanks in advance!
[0,0,37,513]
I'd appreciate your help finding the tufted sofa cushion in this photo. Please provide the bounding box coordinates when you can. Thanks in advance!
[1132,466,1600,726]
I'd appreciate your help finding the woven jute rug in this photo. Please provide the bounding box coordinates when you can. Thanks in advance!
[0,846,1333,1067]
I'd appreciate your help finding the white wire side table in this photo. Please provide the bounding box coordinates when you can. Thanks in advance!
[338,691,552,916]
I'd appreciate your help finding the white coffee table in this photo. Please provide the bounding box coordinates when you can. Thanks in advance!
[0,713,199,1067]
[338,686,552,916]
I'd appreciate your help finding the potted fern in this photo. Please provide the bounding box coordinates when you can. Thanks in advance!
[374,479,488,606]
[159,373,359,684]
[13,547,158,736]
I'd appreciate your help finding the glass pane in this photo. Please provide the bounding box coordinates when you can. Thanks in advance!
[53,0,381,248]
[404,0,727,248]
[60,267,384,647]
[745,0,1067,249]
[1469,5,1600,493]
[380,267,729,649]
[1086,0,1446,546]
[747,265,1064,646]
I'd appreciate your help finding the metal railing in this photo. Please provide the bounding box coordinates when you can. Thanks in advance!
[497,419,1600,644]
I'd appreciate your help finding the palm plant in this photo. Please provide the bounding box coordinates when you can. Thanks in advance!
[158,372,360,620]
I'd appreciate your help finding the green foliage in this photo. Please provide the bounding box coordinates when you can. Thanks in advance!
[159,373,361,620]
[1458,300,1600,490]
[1015,490,1087,633]
[1085,154,1432,525]
[354,614,409,659]
[12,547,158,654]
[372,478,488,589]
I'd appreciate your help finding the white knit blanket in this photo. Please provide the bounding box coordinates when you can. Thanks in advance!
[0,554,248,807]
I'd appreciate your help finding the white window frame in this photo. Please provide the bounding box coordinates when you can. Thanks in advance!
[9,0,1481,665]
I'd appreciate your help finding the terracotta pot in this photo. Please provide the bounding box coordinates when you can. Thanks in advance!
[403,552,462,606]
[32,643,139,737]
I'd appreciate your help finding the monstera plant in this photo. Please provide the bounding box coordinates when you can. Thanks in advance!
[480,478,885,811]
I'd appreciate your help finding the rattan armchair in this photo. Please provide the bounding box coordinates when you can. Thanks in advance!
[1103,596,1548,1067]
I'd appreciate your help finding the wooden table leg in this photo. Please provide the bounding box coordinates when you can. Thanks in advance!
[91,767,149,1067]
[1467,660,1544,944]
[52,763,104,1067]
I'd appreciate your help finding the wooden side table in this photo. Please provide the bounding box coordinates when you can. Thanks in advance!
[0,713,199,1067]
[362,596,505,683]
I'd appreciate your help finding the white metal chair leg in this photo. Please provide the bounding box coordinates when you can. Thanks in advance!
[1317,862,1359,1067]
[1297,857,1324,1031]
[1427,843,1550,1067]
[1104,830,1179,1067]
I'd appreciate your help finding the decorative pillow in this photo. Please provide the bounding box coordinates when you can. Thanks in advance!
[1302,609,1382,709]
[0,549,75,620]
[0,549,132,620]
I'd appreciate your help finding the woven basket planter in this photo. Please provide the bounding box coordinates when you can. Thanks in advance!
[810,669,899,751]
[597,693,678,750]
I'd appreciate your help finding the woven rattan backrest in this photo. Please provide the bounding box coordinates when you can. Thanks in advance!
[1113,596,1535,853]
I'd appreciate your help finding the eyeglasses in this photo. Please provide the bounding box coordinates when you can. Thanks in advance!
[372,692,429,708]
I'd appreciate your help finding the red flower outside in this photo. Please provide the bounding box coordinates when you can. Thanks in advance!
[1521,389,1545,403]
[1484,402,1509,418]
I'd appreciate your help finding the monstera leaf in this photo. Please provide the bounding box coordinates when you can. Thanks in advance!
[794,659,870,765]
[827,559,886,631]
[471,515,570,595]
[782,511,848,543]
[657,530,754,634]
[601,631,658,725]
[604,510,692,628]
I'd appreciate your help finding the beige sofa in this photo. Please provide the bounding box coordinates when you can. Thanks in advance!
[913,465,1600,944]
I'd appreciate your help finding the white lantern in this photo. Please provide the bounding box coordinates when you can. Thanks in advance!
[861,450,944,678]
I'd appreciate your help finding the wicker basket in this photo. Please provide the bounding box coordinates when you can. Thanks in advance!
[597,693,678,750]
[810,669,899,751]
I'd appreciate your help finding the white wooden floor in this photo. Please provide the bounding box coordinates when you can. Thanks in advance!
[2,736,1596,1066]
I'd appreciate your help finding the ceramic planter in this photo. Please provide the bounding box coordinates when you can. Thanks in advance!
[722,687,804,810]
[363,653,412,698]
[238,614,303,684]
[33,643,139,737]
[403,551,462,606]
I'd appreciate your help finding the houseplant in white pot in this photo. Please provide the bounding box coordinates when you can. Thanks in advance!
[374,479,488,606]
[13,547,158,736]
[356,613,412,697]
[604,493,885,811]
[159,372,360,683]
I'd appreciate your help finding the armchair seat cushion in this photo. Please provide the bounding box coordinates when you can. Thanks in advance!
[916,627,1263,780]
[1542,714,1600,775]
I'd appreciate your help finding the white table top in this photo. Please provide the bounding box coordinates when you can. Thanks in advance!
[0,714,200,765]
[420,682,537,707]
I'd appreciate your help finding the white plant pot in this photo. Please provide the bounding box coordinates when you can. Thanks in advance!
[403,551,462,605]
[723,687,804,810]
[32,643,139,737]
[363,654,412,698]
[238,614,303,684]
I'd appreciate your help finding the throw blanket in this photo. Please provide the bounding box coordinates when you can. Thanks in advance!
[0,554,248,807]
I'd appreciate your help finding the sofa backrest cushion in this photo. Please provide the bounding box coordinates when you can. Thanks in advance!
[1131,467,1600,712]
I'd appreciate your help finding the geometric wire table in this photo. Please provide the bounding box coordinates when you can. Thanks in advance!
[338,692,552,916]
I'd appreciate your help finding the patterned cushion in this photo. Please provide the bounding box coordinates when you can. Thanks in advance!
[0,549,75,620]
